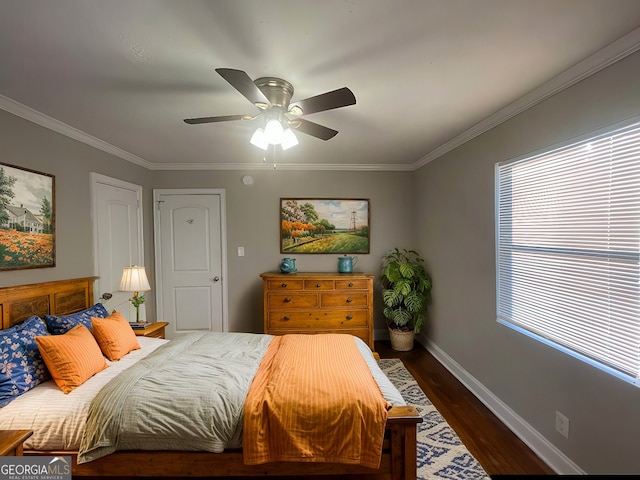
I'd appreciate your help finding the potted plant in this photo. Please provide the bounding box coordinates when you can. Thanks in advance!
[379,248,432,351]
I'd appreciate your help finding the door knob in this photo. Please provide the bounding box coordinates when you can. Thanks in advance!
[211,276,220,282]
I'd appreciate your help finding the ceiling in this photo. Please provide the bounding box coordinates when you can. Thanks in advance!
[1,1,640,171]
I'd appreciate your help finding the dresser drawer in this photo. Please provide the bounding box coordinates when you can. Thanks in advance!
[268,310,369,329]
[304,279,335,290]
[267,279,304,290]
[335,279,369,290]
[320,293,368,308]
[267,293,318,309]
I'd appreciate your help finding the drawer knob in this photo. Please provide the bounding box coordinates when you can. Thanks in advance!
[284,316,290,321]
[346,314,353,320]
[348,282,354,287]
[316,283,321,288]
[284,297,291,302]
[281,283,287,288]
[346,297,353,303]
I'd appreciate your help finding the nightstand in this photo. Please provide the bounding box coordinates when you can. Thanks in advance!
[134,322,168,339]
[0,430,33,456]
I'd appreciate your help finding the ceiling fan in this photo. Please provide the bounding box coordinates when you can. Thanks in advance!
[184,68,356,150]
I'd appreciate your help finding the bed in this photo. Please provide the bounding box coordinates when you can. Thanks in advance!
[0,277,421,479]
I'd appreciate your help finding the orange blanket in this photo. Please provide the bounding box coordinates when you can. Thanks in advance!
[243,334,390,469]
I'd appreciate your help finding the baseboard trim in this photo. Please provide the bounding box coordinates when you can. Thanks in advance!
[412,335,584,475]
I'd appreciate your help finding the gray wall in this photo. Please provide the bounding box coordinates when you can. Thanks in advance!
[415,51,640,474]
[152,169,416,333]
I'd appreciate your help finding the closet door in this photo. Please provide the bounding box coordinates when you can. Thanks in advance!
[91,173,144,321]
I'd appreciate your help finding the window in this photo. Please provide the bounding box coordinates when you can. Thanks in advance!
[496,122,640,385]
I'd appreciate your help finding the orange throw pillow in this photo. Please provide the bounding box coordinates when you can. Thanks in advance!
[91,310,141,361]
[36,324,108,394]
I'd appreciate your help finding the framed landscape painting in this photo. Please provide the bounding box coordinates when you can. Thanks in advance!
[280,198,370,254]
[0,163,55,270]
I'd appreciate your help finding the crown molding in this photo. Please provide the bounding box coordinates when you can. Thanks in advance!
[148,161,414,171]
[412,26,640,170]
[0,95,154,170]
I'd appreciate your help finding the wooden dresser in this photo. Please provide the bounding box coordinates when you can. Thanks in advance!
[260,272,374,350]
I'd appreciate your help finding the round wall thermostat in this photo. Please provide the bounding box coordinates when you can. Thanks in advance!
[242,175,254,186]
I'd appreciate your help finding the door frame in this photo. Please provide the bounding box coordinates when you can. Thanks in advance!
[90,172,144,303]
[153,188,229,332]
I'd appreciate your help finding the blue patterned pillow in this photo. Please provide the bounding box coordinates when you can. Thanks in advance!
[44,303,109,335]
[0,316,51,407]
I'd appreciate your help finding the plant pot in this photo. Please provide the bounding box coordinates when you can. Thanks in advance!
[389,328,415,352]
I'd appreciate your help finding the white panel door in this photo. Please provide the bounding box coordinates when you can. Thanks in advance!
[91,173,144,321]
[154,190,226,338]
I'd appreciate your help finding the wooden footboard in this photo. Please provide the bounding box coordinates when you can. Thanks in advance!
[28,406,421,480]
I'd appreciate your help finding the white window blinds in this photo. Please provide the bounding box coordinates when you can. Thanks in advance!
[496,122,640,384]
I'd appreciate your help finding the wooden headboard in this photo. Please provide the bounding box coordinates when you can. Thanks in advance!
[0,277,96,330]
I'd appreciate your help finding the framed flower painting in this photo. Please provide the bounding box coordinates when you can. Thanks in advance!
[0,163,55,270]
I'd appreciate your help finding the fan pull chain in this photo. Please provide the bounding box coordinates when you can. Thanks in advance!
[262,144,278,169]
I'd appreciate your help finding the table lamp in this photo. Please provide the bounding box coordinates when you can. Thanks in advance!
[120,265,151,323]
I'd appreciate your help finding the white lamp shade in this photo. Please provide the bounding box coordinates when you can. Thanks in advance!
[281,128,299,150]
[264,119,284,145]
[250,118,299,151]
[249,128,269,150]
[120,265,151,292]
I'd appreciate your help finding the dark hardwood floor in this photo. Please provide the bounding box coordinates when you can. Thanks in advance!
[375,340,556,476]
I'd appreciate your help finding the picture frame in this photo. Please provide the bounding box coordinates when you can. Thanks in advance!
[280,198,370,254]
[0,163,55,270]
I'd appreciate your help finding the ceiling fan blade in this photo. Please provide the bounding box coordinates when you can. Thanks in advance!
[184,114,248,125]
[292,119,339,141]
[215,68,271,107]
[290,87,356,116]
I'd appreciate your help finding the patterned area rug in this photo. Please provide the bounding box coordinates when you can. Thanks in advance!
[379,359,491,480]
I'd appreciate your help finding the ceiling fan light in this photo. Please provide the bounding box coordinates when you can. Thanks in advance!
[264,119,284,145]
[250,128,269,150]
[288,105,303,116]
[281,128,299,150]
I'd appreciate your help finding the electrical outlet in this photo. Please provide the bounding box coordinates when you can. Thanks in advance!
[237,246,245,257]
[555,411,569,439]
